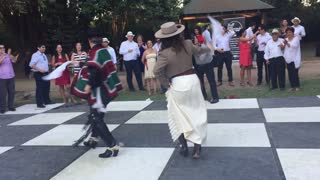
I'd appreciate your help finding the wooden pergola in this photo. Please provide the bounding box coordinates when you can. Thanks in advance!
[182,0,274,61]
[183,0,274,24]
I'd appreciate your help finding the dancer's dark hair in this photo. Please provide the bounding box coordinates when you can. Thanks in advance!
[160,34,188,54]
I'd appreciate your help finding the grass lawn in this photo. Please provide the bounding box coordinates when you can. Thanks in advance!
[114,78,320,101]
[14,78,320,107]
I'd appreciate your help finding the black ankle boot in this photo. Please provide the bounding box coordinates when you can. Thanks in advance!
[99,144,120,158]
[192,144,201,159]
[178,134,188,157]
[83,138,98,149]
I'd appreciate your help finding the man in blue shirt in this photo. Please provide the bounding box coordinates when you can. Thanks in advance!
[29,43,53,108]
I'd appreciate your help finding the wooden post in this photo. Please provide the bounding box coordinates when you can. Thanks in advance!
[261,12,267,25]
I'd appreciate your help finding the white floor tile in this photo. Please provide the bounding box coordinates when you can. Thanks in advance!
[50,147,174,180]
[4,103,64,114]
[0,147,13,155]
[277,149,320,180]
[107,101,152,111]
[263,107,320,123]
[206,98,259,109]
[23,124,119,146]
[9,112,85,125]
[126,110,168,124]
[204,123,271,147]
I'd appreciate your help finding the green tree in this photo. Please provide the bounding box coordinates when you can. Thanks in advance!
[78,0,187,45]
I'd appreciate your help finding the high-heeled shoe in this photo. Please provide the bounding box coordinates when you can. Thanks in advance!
[99,145,120,158]
[178,134,188,157]
[83,138,98,149]
[192,144,202,159]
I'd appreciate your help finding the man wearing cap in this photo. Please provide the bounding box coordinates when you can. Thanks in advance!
[119,31,144,91]
[102,38,117,66]
[264,29,286,90]
[292,17,306,41]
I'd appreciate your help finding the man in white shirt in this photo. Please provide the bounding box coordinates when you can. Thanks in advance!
[215,25,235,86]
[152,38,162,56]
[291,17,306,40]
[102,38,117,65]
[246,22,257,61]
[202,24,212,44]
[256,24,272,85]
[119,31,144,91]
[264,29,286,90]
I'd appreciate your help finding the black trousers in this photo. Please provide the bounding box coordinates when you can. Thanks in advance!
[34,72,51,106]
[90,108,116,147]
[137,57,145,73]
[0,78,15,111]
[251,44,256,61]
[217,51,233,82]
[124,60,144,90]
[256,51,269,83]
[269,57,286,89]
[287,62,300,88]
[195,61,219,100]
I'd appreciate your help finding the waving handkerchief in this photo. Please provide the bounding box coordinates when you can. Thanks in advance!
[42,61,72,80]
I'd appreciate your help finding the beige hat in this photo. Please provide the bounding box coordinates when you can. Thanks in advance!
[102,37,110,43]
[271,29,280,34]
[155,22,185,39]
[291,17,301,24]
[125,31,135,38]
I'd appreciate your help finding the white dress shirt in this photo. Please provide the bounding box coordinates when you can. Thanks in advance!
[119,40,140,61]
[264,38,284,60]
[106,46,117,64]
[284,36,301,68]
[246,27,254,44]
[292,25,306,40]
[152,42,162,56]
[202,29,212,45]
[215,31,235,51]
[29,51,49,72]
[256,32,272,52]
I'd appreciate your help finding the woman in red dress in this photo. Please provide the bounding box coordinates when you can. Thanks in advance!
[238,28,259,86]
[51,44,76,103]
[194,26,206,45]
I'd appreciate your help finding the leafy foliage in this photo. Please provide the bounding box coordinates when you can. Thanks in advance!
[261,0,320,40]
[0,0,187,52]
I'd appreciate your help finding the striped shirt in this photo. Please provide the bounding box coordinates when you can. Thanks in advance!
[72,52,87,74]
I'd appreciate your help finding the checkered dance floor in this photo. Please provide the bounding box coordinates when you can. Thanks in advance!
[1,96,320,180]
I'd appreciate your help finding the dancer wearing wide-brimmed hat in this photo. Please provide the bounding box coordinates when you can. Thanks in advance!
[154,22,214,159]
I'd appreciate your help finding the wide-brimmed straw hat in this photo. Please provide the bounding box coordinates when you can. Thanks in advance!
[102,37,110,43]
[125,31,135,38]
[271,29,280,34]
[291,17,301,24]
[155,22,185,39]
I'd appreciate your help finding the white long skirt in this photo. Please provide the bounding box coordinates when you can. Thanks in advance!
[166,74,207,144]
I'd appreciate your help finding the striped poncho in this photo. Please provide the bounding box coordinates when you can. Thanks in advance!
[71,45,122,107]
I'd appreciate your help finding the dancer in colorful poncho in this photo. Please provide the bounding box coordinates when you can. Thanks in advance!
[71,30,122,158]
